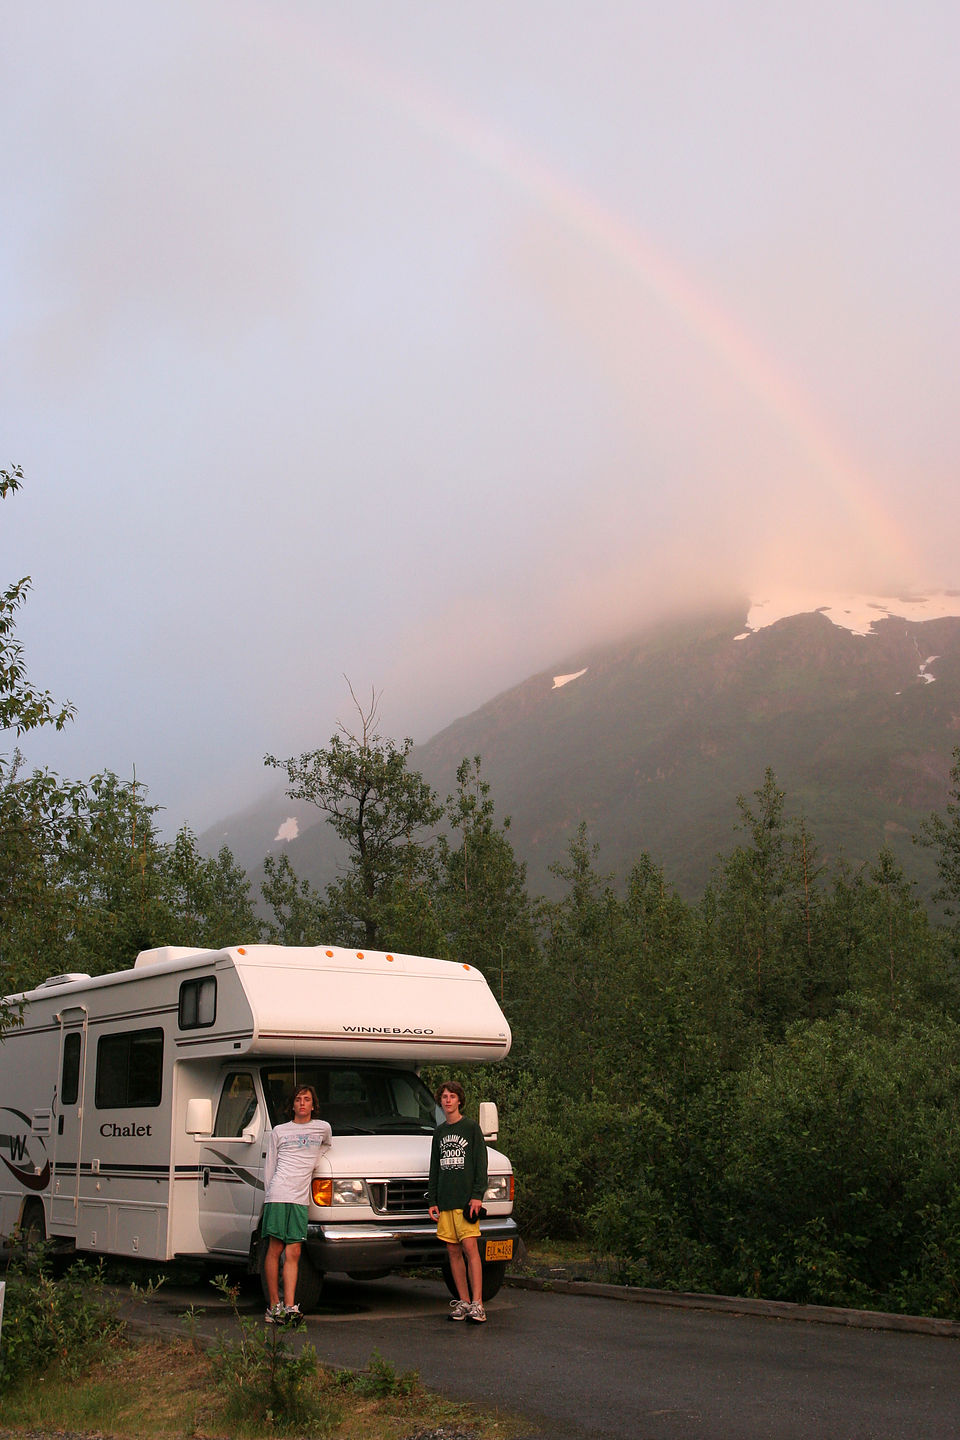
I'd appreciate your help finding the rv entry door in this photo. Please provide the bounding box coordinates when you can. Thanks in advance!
[197,1071,264,1256]
[51,1006,88,1233]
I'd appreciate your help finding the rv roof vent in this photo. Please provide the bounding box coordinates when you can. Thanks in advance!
[39,973,91,988]
[135,946,208,969]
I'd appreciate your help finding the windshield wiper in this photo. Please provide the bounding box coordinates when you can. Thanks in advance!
[370,1119,435,1133]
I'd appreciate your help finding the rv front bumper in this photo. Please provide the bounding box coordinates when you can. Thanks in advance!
[304,1216,520,1274]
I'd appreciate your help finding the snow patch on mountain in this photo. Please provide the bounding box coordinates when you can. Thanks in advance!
[553,668,588,690]
[274,817,300,843]
[736,592,960,641]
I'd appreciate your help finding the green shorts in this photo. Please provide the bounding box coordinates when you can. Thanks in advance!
[262,1201,308,1244]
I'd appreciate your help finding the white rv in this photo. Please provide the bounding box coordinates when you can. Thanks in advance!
[0,943,519,1307]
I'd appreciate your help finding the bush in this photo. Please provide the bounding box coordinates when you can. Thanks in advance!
[0,1244,123,1391]
[723,1002,960,1313]
[331,1348,419,1398]
[207,1275,342,1435]
[582,1000,960,1318]
[586,1083,733,1293]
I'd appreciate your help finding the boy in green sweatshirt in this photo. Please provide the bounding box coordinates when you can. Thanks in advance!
[427,1080,488,1323]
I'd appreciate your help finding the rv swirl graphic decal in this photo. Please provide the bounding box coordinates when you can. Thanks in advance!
[0,1106,51,1191]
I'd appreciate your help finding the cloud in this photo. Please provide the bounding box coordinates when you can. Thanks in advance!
[2,1,958,834]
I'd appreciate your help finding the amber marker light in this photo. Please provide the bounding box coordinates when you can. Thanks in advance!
[312,1177,333,1207]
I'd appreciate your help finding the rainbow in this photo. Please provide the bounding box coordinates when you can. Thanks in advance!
[239,8,916,580]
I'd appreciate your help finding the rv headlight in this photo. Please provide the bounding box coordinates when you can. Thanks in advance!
[331,1178,371,1206]
[484,1174,514,1204]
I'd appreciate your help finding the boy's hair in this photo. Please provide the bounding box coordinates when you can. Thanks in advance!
[435,1079,466,1108]
[291,1084,320,1114]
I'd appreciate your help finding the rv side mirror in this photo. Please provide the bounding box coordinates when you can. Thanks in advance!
[186,1098,213,1137]
[479,1101,499,1142]
[240,1125,258,1145]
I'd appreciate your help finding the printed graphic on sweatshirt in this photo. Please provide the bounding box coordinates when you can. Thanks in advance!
[277,1134,329,1154]
[438,1132,470,1172]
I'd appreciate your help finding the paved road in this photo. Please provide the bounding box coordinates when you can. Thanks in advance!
[121,1274,960,1440]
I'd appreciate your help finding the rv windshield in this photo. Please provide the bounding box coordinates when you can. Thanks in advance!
[260,1064,441,1135]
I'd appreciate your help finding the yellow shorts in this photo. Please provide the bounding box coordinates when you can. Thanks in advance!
[436,1209,481,1244]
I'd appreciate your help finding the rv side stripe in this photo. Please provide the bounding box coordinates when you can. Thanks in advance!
[83,1003,177,1025]
[255,1032,504,1047]
[54,1162,172,1177]
[3,1003,177,1039]
[48,1163,262,1179]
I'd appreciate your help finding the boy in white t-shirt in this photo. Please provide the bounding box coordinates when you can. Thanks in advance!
[262,1084,332,1324]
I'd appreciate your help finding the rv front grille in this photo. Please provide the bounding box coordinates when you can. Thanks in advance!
[368,1179,430,1214]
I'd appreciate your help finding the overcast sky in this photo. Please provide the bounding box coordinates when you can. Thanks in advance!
[2,1,957,834]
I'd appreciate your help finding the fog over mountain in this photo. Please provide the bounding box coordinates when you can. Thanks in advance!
[204,592,960,906]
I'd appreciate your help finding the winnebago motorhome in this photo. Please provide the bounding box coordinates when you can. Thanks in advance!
[0,944,519,1307]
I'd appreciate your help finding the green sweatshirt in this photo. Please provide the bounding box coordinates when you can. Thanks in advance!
[427,1117,488,1212]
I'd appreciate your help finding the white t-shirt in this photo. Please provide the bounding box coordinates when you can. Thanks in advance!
[264,1118,333,1205]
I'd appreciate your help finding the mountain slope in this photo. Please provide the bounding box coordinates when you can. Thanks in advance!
[204,597,960,903]
[413,600,960,897]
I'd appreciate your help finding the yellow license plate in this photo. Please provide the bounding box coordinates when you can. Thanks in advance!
[485,1239,514,1262]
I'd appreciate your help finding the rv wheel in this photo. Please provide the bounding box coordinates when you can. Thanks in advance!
[9,1200,47,1271]
[258,1240,324,1313]
[441,1255,507,1302]
[17,1199,46,1253]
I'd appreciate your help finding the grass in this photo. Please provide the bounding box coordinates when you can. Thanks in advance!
[0,1245,565,1439]
[516,1237,614,1283]
[0,1333,528,1440]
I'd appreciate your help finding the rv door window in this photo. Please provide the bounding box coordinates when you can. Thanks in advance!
[179,976,217,1029]
[61,1032,82,1105]
[213,1073,258,1137]
[95,1028,164,1108]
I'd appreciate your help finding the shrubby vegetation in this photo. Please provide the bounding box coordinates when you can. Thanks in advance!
[0,1243,122,1389]
[6,466,960,1319]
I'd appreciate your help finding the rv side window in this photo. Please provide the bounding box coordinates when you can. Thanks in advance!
[214,1073,258,1136]
[95,1028,164,1108]
[179,976,217,1029]
[61,1032,82,1106]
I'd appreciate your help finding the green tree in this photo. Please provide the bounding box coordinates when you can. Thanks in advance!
[0,466,74,735]
[260,851,332,946]
[435,756,537,1006]
[264,690,442,949]
[0,751,87,998]
[1,468,78,1025]
[164,826,261,950]
[535,825,625,1097]
[817,848,953,1012]
[699,769,824,1035]
[916,747,960,958]
[48,770,171,975]
[3,768,260,995]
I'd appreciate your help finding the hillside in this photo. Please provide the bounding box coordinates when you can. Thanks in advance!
[203,595,960,904]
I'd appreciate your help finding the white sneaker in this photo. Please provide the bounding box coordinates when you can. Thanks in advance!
[264,1304,284,1325]
[448,1299,470,1321]
[283,1304,305,1325]
[467,1302,487,1323]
